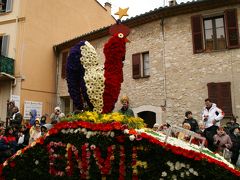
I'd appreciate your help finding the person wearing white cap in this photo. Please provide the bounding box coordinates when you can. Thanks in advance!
[152,123,160,131]
[50,107,65,124]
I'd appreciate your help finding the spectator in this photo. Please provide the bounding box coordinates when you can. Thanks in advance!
[29,109,37,126]
[183,111,199,132]
[50,107,65,123]
[213,127,232,155]
[40,115,47,126]
[229,126,240,165]
[202,98,224,151]
[152,123,160,131]
[17,125,30,149]
[118,96,134,117]
[40,124,52,136]
[177,123,191,141]
[158,123,171,135]
[10,107,23,128]
[29,124,41,144]
[225,117,239,135]
[4,127,18,154]
[0,128,11,163]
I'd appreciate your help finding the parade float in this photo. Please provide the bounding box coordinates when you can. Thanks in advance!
[1,7,240,180]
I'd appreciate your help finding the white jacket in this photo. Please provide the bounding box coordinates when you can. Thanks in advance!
[202,103,224,128]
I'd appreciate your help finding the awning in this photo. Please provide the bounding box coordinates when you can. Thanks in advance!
[0,72,15,81]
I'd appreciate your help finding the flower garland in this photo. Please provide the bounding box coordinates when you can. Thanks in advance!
[1,119,240,179]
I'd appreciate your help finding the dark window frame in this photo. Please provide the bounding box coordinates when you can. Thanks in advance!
[203,15,227,51]
[132,51,150,79]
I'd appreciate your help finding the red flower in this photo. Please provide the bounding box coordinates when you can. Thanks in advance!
[116,135,125,143]
[9,161,16,168]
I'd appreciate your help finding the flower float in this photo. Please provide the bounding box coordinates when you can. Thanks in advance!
[0,112,239,180]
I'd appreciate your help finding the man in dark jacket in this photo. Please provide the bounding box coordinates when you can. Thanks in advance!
[10,107,23,128]
[229,126,240,165]
[183,111,199,133]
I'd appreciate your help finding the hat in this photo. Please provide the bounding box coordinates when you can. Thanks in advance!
[35,118,40,124]
[153,123,160,128]
[120,95,129,103]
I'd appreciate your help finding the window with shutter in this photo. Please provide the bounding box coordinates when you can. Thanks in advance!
[0,0,13,13]
[0,35,9,57]
[191,15,204,53]
[207,82,232,117]
[224,9,240,49]
[6,0,13,12]
[132,53,141,79]
[61,51,68,79]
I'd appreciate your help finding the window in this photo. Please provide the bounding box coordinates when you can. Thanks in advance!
[0,35,9,56]
[191,9,239,53]
[207,82,233,117]
[204,16,226,51]
[132,52,150,79]
[0,0,13,13]
[61,51,68,79]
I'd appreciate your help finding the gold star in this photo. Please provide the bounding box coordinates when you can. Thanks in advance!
[114,7,129,19]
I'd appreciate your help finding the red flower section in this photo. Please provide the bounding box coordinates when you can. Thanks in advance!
[102,35,126,113]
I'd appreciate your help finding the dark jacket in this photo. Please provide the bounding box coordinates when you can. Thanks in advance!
[182,118,199,132]
[10,112,23,127]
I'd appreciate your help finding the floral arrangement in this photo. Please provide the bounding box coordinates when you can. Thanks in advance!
[0,113,239,180]
[66,34,127,114]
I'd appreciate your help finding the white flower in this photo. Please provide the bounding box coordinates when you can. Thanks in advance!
[61,129,66,134]
[74,129,79,133]
[129,135,135,141]
[161,171,167,177]
[180,172,185,178]
[35,160,39,165]
[189,168,194,173]
[172,175,177,180]
[193,171,198,176]
[175,161,181,170]
[170,166,174,171]
[124,129,129,134]
[70,129,74,133]
[186,164,190,169]
[81,128,87,133]
[186,171,190,176]
[110,132,115,137]
[167,161,173,167]
[180,163,185,168]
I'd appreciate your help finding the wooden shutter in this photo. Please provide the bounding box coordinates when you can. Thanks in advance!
[61,51,68,79]
[132,53,141,79]
[207,82,232,117]
[191,15,204,54]
[1,35,9,57]
[6,0,13,12]
[224,9,240,49]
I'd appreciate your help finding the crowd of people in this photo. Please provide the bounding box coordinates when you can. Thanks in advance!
[0,102,66,163]
[1,98,240,167]
[153,98,240,167]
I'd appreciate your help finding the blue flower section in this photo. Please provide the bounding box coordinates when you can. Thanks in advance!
[66,41,93,111]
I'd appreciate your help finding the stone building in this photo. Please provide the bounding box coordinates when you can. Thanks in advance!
[54,0,240,127]
[0,0,114,122]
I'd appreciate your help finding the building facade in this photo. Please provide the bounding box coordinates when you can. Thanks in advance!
[0,0,114,122]
[54,0,240,127]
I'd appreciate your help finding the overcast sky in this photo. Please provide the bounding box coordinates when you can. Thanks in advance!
[97,0,189,19]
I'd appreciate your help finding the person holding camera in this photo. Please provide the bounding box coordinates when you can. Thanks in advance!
[50,107,65,124]
[202,98,224,151]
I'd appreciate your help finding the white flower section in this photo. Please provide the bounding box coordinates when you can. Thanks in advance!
[80,41,105,113]
[140,129,235,170]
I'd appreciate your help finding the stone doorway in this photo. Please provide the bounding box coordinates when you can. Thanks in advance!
[138,111,156,128]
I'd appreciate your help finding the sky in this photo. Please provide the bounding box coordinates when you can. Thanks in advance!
[97,0,189,19]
